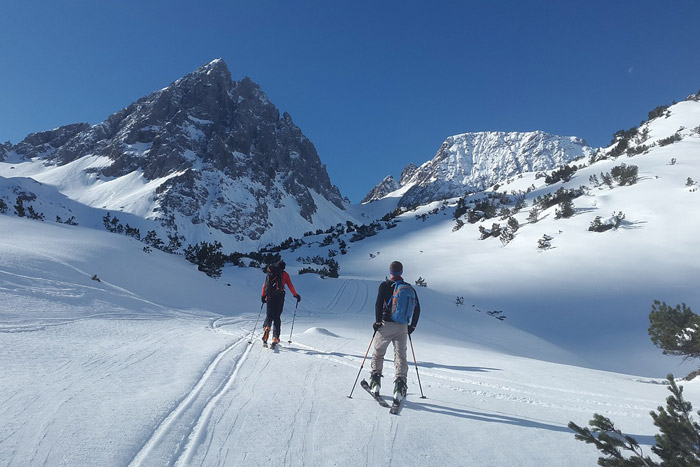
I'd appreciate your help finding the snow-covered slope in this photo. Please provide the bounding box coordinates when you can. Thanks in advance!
[2,213,696,466]
[298,95,700,378]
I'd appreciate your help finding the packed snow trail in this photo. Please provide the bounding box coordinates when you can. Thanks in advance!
[128,334,251,467]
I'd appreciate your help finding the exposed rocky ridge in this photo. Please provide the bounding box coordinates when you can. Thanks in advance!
[399,163,418,185]
[366,130,594,207]
[361,175,400,203]
[4,59,345,244]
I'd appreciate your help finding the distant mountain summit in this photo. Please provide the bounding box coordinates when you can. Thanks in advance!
[365,130,593,206]
[1,59,347,247]
[361,175,400,203]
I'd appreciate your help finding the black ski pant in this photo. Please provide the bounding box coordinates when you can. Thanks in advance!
[263,295,285,338]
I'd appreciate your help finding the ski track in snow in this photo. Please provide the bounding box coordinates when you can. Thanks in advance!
[321,279,369,315]
[128,329,251,467]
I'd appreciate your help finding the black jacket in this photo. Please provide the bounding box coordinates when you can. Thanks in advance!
[375,277,420,327]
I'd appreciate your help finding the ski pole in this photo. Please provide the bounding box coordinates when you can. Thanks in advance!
[409,334,427,399]
[248,302,264,344]
[287,300,299,344]
[347,329,377,399]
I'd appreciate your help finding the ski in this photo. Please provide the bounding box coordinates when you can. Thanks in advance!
[360,380,390,408]
[389,397,402,414]
[270,342,277,350]
[262,341,268,348]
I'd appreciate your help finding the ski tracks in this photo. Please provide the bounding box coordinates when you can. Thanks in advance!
[324,279,369,315]
[419,369,657,418]
[128,335,251,467]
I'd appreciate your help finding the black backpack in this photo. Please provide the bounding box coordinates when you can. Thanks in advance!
[265,264,285,298]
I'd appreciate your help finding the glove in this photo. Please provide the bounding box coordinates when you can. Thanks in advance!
[373,322,383,332]
[408,325,416,335]
[261,295,267,304]
[295,294,301,303]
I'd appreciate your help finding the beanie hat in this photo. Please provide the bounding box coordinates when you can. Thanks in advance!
[389,261,403,276]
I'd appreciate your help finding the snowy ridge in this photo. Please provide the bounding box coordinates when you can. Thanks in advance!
[367,130,593,207]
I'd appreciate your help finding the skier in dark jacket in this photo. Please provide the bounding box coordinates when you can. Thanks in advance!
[261,260,300,346]
[369,261,420,399]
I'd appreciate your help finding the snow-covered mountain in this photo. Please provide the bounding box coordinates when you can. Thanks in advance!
[0,59,351,251]
[365,130,594,206]
[2,78,700,466]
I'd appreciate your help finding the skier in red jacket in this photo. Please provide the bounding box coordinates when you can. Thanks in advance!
[261,260,300,346]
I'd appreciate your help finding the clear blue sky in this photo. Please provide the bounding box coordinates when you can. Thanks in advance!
[1,1,699,202]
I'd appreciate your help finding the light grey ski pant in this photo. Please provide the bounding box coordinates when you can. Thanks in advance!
[370,321,408,381]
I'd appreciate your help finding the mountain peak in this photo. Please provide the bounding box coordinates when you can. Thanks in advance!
[362,175,400,203]
[197,58,230,75]
[170,59,233,91]
[364,130,594,206]
[3,60,346,250]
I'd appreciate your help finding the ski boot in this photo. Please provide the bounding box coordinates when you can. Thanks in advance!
[369,372,382,395]
[393,377,407,400]
[262,326,271,345]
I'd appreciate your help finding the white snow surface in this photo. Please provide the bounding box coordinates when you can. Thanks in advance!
[2,98,700,466]
[0,215,688,467]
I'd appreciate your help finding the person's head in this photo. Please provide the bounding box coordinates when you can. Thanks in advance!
[389,261,403,278]
[267,260,286,273]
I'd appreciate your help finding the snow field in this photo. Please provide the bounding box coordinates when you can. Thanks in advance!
[1,215,692,466]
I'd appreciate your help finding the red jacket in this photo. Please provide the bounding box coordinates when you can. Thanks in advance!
[261,271,298,298]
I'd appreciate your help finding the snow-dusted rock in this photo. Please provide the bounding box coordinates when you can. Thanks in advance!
[366,130,593,206]
[1,59,346,248]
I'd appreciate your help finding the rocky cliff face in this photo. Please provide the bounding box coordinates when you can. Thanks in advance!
[4,59,346,245]
[361,175,400,203]
[366,131,593,207]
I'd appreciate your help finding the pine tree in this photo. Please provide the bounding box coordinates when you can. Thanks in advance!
[326,259,340,278]
[589,216,613,233]
[601,172,615,189]
[499,228,515,246]
[527,207,540,223]
[0,198,8,214]
[507,217,519,232]
[143,230,165,250]
[569,412,656,465]
[571,300,700,465]
[478,225,489,240]
[184,241,225,277]
[650,376,700,464]
[102,212,112,231]
[27,206,45,220]
[14,197,25,217]
[569,374,700,466]
[611,164,639,186]
[648,301,700,360]
[165,233,182,253]
[537,234,553,250]
[555,199,575,219]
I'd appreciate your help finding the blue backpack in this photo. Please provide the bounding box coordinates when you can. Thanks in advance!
[390,280,417,324]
